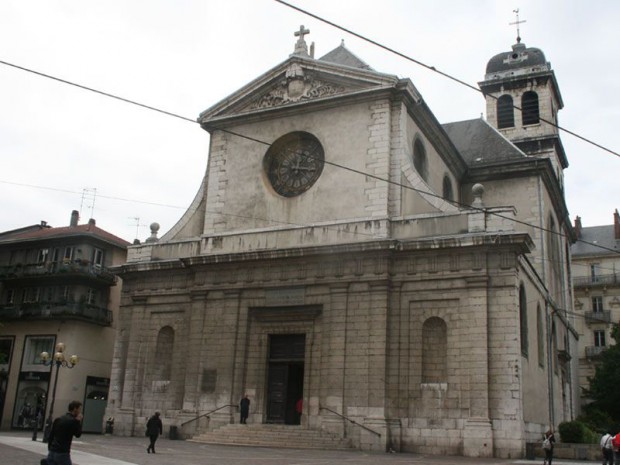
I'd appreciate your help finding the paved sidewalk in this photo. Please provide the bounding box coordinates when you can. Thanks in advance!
[0,432,598,465]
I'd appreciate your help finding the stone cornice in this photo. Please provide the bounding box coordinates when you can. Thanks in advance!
[114,231,533,275]
[201,85,396,130]
[464,157,574,241]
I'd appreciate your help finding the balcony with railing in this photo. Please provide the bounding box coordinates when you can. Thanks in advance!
[573,273,620,288]
[585,310,612,325]
[585,346,607,358]
[0,261,116,284]
[0,301,113,326]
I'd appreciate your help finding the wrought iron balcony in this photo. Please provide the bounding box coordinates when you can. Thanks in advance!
[573,273,620,288]
[585,346,607,358]
[0,302,112,326]
[585,311,612,325]
[0,261,116,284]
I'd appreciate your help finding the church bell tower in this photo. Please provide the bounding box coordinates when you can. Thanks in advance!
[478,36,568,181]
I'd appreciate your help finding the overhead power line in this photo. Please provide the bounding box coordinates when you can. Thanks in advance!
[0,46,618,253]
[0,60,195,124]
[273,0,620,159]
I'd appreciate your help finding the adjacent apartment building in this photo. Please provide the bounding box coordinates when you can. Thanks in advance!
[0,210,129,433]
[571,210,620,403]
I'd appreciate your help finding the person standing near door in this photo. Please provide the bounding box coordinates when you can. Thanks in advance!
[295,398,303,424]
[240,394,250,424]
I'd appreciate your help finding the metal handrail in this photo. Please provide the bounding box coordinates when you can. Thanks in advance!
[319,406,381,437]
[180,404,238,428]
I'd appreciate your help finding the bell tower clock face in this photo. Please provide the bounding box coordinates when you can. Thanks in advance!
[263,132,325,197]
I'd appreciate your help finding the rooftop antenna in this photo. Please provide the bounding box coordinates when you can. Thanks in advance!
[129,217,146,241]
[80,188,97,220]
[509,8,526,43]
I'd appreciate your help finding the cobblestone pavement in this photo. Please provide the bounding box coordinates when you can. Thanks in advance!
[0,432,597,465]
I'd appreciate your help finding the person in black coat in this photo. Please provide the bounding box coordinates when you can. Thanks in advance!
[46,400,83,465]
[146,412,163,454]
[239,395,250,424]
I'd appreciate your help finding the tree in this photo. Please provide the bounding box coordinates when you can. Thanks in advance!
[585,324,620,425]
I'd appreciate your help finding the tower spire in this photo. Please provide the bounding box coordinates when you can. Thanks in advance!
[509,9,526,43]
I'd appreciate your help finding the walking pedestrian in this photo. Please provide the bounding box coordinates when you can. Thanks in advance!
[542,429,555,465]
[45,400,83,465]
[146,412,163,454]
[601,431,614,465]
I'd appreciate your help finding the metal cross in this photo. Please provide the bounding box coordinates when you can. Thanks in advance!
[509,9,526,43]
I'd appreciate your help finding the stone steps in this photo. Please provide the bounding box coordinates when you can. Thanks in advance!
[189,424,353,450]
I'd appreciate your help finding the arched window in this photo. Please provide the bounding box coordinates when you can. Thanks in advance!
[154,326,174,381]
[497,95,515,129]
[442,175,454,202]
[519,284,528,357]
[422,317,447,383]
[522,91,540,125]
[413,138,428,181]
[537,304,545,368]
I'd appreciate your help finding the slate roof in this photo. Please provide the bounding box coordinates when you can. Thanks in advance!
[442,118,527,168]
[318,44,373,70]
[571,225,620,257]
[486,42,547,74]
[0,223,130,248]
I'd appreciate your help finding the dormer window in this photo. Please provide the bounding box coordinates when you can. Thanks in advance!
[522,91,539,125]
[497,95,514,129]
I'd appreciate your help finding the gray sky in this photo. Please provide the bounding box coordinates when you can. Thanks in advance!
[1,0,618,242]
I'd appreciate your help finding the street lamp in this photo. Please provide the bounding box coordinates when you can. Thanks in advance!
[40,342,78,442]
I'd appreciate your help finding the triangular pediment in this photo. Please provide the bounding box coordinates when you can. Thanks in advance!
[198,55,399,125]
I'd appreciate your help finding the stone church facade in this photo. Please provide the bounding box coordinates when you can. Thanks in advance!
[106,30,577,458]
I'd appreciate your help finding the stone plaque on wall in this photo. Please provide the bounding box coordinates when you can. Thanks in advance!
[265,287,305,306]
[201,369,217,393]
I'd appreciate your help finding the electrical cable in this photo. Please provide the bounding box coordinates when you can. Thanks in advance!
[0,53,618,253]
[273,0,620,158]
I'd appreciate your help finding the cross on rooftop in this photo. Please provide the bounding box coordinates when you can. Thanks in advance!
[294,25,310,41]
[509,9,526,43]
[292,25,310,56]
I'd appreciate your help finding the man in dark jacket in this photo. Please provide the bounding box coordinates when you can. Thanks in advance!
[146,411,163,454]
[239,394,250,424]
[46,400,83,465]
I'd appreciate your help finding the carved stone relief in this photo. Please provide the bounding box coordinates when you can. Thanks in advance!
[247,64,348,110]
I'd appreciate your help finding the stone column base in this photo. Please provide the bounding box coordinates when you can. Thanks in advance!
[109,407,136,437]
[463,417,493,458]
[320,414,346,438]
[176,411,199,439]
[362,417,388,452]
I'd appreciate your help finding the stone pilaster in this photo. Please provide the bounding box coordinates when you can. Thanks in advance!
[319,284,348,436]
[463,417,494,457]
[182,289,208,413]
[462,275,493,457]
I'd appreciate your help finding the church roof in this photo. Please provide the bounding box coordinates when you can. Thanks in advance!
[442,118,527,167]
[318,43,373,70]
[486,41,547,75]
[571,225,620,257]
